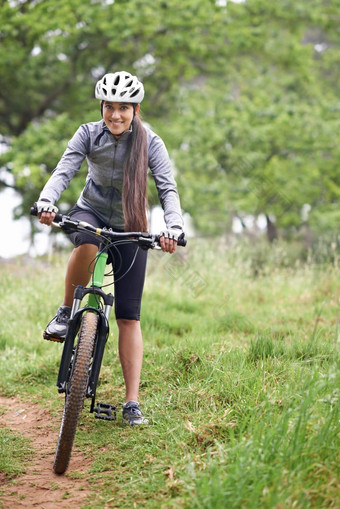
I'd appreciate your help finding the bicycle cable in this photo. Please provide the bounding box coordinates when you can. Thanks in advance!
[100,240,141,286]
[89,238,140,292]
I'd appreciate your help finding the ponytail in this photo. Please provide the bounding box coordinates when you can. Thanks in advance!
[122,114,148,232]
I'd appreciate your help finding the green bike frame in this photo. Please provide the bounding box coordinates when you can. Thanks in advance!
[87,251,109,308]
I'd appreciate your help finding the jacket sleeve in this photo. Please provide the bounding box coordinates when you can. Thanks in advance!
[148,134,184,229]
[39,125,90,204]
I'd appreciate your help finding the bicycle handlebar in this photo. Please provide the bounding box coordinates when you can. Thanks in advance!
[30,204,187,248]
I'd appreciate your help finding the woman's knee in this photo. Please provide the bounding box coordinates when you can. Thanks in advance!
[75,243,98,254]
[117,318,140,330]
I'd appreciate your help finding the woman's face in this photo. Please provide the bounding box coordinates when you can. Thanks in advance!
[102,101,140,136]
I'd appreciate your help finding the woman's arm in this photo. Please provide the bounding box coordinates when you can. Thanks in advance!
[148,133,184,231]
[39,124,90,204]
[147,131,184,253]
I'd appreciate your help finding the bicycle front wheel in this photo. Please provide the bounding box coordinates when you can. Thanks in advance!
[53,312,98,475]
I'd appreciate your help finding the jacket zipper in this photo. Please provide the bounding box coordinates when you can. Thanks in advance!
[109,139,119,224]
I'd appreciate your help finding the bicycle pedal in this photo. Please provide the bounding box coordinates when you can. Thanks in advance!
[94,402,116,421]
[43,331,64,343]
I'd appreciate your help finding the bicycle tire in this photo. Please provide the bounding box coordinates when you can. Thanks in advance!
[53,312,98,475]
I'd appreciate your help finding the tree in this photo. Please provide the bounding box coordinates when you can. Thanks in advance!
[0,0,231,216]
[152,0,340,238]
[1,0,340,241]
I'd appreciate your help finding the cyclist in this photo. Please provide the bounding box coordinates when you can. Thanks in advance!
[35,71,184,426]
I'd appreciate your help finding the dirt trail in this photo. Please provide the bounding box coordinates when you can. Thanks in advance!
[0,396,92,508]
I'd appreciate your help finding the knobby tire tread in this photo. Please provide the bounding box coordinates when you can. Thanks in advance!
[53,312,98,474]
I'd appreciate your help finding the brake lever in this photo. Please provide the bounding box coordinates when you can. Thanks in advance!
[138,237,155,250]
[54,217,79,234]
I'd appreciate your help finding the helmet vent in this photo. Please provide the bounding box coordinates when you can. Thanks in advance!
[111,88,116,95]
[102,87,107,96]
[114,75,120,85]
[130,88,140,98]
[120,90,127,97]
[126,80,133,87]
[103,77,107,85]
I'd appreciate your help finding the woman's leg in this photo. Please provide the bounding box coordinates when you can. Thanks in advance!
[117,319,143,402]
[113,243,148,403]
[63,243,98,306]
[63,205,106,307]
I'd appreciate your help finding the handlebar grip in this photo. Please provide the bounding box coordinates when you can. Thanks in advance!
[52,213,64,223]
[30,205,38,216]
[30,204,63,223]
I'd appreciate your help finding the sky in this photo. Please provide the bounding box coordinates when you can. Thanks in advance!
[0,188,50,258]
[1,188,31,258]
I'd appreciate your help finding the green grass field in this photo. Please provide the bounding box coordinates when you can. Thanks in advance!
[0,237,339,508]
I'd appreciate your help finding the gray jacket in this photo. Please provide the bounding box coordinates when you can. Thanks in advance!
[39,120,184,230]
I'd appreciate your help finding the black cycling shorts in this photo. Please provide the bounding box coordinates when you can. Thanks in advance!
[66,205,148,321]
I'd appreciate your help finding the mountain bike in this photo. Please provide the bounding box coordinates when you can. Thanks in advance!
[30,205,186,474]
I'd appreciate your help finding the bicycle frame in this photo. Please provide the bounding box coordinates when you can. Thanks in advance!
[56,245,114,413]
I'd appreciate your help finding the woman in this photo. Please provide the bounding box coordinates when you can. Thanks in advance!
[35,71,184,426]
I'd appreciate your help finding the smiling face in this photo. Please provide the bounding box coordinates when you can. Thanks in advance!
[102,101,140,136]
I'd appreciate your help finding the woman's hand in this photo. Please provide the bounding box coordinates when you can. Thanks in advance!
[36,200,58,226]
[39,211,56,226]
[159,227,183,254]
[160,236,178,253]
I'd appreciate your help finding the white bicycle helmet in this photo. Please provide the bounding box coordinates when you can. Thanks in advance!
[95,71,144,103]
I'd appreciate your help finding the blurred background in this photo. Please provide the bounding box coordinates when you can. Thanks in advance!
[1,0,339,259]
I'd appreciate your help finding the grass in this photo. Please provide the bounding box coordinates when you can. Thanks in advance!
[0,428,33,478]
[0,237,339,508]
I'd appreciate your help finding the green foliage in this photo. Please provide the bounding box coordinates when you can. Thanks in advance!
[0,0,340,237]
[153,0,340,235]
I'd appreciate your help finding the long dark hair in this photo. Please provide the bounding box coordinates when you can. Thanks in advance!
[122,113,148,232]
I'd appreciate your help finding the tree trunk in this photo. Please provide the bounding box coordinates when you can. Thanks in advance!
[266,214,278,243]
